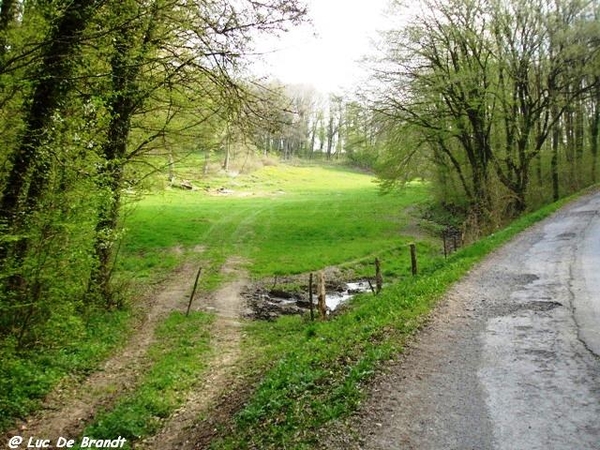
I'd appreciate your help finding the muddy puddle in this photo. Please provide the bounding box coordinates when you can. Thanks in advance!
[244,271,372,320]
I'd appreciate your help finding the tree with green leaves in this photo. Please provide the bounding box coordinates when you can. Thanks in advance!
[0,0,308,342]
[372,0,600,229]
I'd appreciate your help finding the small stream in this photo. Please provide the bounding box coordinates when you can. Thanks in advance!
[246,280,373,320]
[325,281,372,310]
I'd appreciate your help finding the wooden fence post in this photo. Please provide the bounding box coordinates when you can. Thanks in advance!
[410,243,418,276]
[443,231,448,259]
[186,267,202,317]
[309,273,314,321]
[375,258,383,294]
[317,271,327,319]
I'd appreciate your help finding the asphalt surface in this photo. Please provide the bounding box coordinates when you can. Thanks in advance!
[322,191,600,450]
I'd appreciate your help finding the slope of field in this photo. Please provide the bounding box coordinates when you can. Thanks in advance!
[4,161,581,450]
[119,164,432,286]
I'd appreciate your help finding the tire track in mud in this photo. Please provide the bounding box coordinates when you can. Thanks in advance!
[4,253,250,450]
[138,256,249,450]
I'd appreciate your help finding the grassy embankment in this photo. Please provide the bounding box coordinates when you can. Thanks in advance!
[211,190,579,449]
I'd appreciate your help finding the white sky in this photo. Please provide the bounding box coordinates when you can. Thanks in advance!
[250,0,393,95]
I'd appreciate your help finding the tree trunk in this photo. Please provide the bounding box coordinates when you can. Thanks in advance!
[0,0,17,57]
[564,103,575,189]
[89,112,130,304]
[574,95,584,188]
[203,150,210,176]
[90,3,156,304]
[326,114,334,160]
[167,139,175,182]
[309,119,317,158]
[551,110,561,202]
[223,126,231,171]
[0,0,101,265]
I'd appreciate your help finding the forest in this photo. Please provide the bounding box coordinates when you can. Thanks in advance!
[0,0,599,445]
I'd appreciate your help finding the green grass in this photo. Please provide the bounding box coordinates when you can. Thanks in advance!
[79,311,213,448]
[0,163,430,434]
[2,159,582,446]
[212,193,576,449]
[118,165,433,288]
[0,309,131,431]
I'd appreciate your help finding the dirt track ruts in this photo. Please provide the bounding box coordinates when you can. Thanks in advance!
[4,256,249,450]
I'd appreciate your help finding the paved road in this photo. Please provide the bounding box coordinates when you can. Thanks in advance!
[323,191,600,450]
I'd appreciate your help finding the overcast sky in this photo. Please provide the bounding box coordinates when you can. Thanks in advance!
[250,0,393,95]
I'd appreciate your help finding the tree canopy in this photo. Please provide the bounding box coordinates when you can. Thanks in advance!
[369,0,600,228]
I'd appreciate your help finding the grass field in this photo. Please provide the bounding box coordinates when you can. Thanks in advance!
[118,164,435,288]
[45,162,435,446]
[112,162,575,449]
[0,162,434,435]
[213,191,578,449]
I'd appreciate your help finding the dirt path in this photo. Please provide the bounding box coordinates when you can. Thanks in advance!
[321,191,600,450]
[5,256,249,450]
[5,262,201,444]
[139,257,249,450]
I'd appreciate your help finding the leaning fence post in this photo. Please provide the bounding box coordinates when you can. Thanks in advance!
[410,243,418,276]
[186,267,203,317]
[443,230,448,259]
